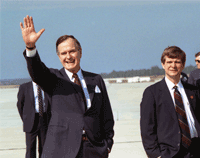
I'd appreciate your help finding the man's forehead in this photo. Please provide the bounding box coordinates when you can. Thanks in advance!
[165,56,182,61]
[58,39,76,48]
[196,56,200,60]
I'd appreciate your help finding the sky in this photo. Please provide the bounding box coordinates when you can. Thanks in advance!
[1,1,200,80]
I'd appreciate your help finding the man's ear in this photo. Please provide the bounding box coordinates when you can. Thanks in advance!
[79,48,82,58]
[182,62,185,70]
[161,63,164,69]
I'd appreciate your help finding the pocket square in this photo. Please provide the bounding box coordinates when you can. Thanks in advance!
[95,85,101,93]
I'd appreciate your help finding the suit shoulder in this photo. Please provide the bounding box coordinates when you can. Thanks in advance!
[82,70,102,78]
[189,69,200,76]
[19,81,32,88]
[51,68,61,74]
[144,80,161,92]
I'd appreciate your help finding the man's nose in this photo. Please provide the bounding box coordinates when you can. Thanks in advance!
[66,52,71,59]
[172,62,176,67]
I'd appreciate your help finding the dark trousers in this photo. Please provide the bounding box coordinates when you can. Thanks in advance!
[76,139,108,158]
[174,138,200,158]
[25,113,48,158]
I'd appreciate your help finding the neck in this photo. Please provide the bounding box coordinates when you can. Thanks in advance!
[68,67,81,74]
[166,75,180,85]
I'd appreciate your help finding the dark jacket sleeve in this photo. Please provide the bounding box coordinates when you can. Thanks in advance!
[99,75,114,151]
[140,86,161,158]
[23,50,57,94]
[17,84,25,121]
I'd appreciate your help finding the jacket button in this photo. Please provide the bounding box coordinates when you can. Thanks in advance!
[178,143,180,146]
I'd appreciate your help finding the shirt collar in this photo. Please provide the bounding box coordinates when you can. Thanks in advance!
[32,81,37,87]
[165,76,183,91]
[64,68,83,81]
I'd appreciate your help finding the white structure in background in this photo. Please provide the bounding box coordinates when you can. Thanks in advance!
[139,77,151,82]
[116,78,123,83]
[127,76,140,83]
[104,76,151,83]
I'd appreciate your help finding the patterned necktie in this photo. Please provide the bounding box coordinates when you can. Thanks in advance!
[73,73,81,86]
[72,73,87,111]
[37,85,43,117]
[174,86,191,148]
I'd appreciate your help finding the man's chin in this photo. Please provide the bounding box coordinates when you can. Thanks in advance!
[168,74,180,79]
[64,67,80,73]
[64,66,75,72]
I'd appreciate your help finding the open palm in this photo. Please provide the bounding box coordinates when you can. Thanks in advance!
[20,15,45,48]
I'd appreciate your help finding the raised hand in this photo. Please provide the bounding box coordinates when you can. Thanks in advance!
[20,15,45,48]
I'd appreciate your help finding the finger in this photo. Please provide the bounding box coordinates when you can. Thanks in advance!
[30,16,34,29]
[20,22,24,31]
[27,15,30,27]
[36,28,45,40]
[37,28,45,36]
[24,17,28,28]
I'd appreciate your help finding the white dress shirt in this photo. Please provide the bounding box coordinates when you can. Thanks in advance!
[32,81,46,113]
[165,77,198,138]
[26,48,37,57]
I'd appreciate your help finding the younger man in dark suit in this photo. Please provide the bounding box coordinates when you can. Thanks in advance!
[17,81,51,158]
[140,46,200,158]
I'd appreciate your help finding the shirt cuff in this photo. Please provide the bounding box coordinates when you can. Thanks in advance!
[26,48,37,57]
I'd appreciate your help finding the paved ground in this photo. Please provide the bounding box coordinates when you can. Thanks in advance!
[0,119,147,158]
[0,82,152,158]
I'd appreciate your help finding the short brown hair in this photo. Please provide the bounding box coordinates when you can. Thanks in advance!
[195,52,200,58]
[56,35,81,54]
[161,46,186,64]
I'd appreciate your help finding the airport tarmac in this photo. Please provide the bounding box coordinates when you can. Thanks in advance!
[0,81,155,158]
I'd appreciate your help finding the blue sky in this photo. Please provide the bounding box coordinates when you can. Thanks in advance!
[1,1,200,79]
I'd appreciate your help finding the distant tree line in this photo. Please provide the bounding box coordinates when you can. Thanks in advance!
[0,65,197,85]
[0,78,31,85]
[100,65,196,79]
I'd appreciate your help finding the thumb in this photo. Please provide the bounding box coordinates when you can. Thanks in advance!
[36,28,45,39]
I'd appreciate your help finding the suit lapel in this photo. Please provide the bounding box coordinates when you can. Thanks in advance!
[60,68,82,94]
[60,68,70,81]
[60,68,86,113]
[44,92,49,112]
[183,84,196,110]
[82,70,95,103]
[160,79,178,122]
[29,82,35,109]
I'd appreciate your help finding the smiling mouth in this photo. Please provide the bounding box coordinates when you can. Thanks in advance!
[66,60,75,64]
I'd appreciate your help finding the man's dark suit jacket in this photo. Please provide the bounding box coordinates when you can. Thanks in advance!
[23,51,114,158]
[140,78,200,158]
[188,69,200,86]
[17,81,51,132]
